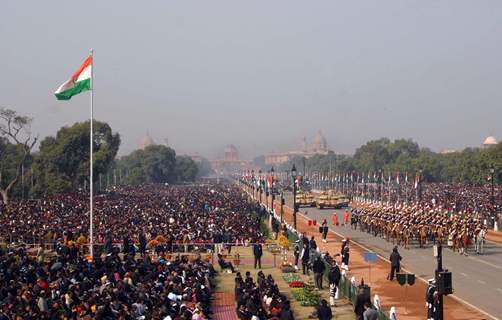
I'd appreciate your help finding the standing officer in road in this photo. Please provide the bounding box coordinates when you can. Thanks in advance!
[321,219,329,243]
[253,241,263,269]
[389,246,402,281]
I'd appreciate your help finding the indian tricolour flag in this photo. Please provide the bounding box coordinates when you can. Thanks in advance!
[55,55,92,100]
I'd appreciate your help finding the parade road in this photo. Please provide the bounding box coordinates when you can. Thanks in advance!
[284,194,502,320]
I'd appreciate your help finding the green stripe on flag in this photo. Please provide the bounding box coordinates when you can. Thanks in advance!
[55,79,91,100]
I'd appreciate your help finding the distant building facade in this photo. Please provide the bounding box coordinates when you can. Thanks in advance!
[265,131,332,165]
[211,144,252,174]
[140,133,155,150]
[483,136,498,148]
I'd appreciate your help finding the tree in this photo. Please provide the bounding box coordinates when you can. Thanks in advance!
[34,120,120,195]
[196,157,213,177]
[118,145,177,185]
[176,156,198,182]
[0,108,37,204]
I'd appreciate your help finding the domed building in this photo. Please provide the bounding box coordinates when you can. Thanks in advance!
[224,144,239,161]
[265,131,332,165]
[140,133,155,150]
[483,136,498,147]
[312,131,328,153]
[211,144,252,175]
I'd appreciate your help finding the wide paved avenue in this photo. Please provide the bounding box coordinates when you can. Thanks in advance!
[283,194,502,320]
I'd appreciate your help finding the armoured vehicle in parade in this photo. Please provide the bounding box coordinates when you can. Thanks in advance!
[295,191,316,207]
[316,191,350,209]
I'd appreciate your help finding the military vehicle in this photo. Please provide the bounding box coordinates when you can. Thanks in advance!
[295,191,316,207]
[316,191,350,209]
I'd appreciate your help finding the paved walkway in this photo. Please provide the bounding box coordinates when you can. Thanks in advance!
[212,292,238,320]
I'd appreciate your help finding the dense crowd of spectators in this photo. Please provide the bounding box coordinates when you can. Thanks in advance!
[235,271,293,320]
[0,244,215,319]
[0,184,263,252]
[0,183,266,318]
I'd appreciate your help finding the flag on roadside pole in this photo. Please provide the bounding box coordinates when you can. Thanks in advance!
[55,55,93,100]
[54,51,95,259]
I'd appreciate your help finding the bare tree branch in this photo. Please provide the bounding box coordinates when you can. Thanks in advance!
[0,107,37,205]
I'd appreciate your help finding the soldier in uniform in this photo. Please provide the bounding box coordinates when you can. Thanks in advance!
[426,279,436,320]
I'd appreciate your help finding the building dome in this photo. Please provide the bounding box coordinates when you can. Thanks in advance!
[140,133,155,150]
[223,144,239,161]
[312,131,327,151]
[483,136,498,146]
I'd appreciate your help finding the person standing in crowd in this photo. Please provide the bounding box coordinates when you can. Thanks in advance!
[328,261,341,306]
[294,240,301,271]
[253,241,263,269]
[363,302,378,320]
[389,246,402,281]
[139,230,147,255]
[341,239,350,271]
[321,219,328,243]
[316,299,333,320]
[354,286,371,320]
[301,241,310,275]
[310,236,318,251]
[122,234,130,254]
[313,255,326,289]
[272,219,280,240]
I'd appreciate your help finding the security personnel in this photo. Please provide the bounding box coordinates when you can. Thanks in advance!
[253,242,263,269]
[426,279,436,320]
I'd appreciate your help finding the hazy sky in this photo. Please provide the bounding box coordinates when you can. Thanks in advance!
[1,0,501,159]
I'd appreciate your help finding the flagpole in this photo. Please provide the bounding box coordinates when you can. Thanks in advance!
[89,49,94,259]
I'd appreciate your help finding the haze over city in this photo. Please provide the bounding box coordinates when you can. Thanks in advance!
[2,0,501,159]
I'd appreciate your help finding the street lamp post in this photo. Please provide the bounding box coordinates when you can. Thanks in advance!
[435,243,444,320]
[379,169,383,202]
[280,190,284,223]
[258,169,263,204]
[292,164,298,231]
[251,170,255,199]
[271,167,275,214]
[490,167,495,225]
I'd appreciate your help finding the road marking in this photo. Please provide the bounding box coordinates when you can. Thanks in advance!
[485,239,502,247]
[466,255,502,271]
[497,288,502,294]
[478,280,487,284]
[460,272,468,277]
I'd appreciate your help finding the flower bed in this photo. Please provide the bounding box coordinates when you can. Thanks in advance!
[282,273,301,283]
[288,281,305,288]
[291,285,321,306]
